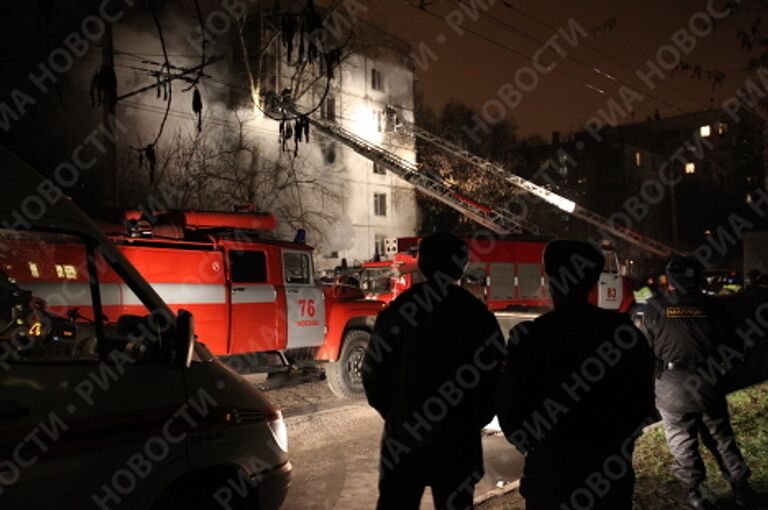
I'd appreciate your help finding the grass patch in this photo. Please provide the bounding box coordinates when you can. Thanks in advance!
[481,382,768,509]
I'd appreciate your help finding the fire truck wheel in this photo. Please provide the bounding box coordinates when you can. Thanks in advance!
[326,329,370,399]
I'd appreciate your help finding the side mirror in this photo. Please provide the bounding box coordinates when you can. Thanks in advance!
[173,309,195,369]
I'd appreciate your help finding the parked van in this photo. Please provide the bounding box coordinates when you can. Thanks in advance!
[0,147,290,509]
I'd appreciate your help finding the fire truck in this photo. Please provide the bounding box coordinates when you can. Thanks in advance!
[360,237,635,312]
[17,208,382,397]
[254,102,682,317]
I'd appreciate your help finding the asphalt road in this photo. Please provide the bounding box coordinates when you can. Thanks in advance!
[256,311,536,510]
[278,400,523,510]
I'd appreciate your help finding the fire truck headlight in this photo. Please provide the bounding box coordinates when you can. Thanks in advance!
[267,411,288,453]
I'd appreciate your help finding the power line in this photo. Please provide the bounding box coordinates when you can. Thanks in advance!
[498,1,711,112]
[410,2,653,111]
[446,0,684,116]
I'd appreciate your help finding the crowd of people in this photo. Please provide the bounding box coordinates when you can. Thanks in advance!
[362,233,767,510]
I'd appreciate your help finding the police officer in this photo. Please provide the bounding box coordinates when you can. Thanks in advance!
[498,240,654,510]
[642,257,761,509]
[362,232,504,510]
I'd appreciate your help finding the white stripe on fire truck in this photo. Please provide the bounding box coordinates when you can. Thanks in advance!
[20,282,276,306]
[231,285,277,305]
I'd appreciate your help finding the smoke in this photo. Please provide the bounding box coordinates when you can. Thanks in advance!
[106,2,360,258]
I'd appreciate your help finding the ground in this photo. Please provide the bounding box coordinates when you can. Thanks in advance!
[478,382,768,510]
[253,312,532,510]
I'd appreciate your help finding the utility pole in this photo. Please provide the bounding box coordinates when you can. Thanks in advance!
[102,18,119,208]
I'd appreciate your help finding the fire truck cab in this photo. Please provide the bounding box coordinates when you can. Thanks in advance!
[360,237,634,313]
[99,210,382,398]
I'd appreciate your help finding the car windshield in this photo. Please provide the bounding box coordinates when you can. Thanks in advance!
[0,229,162,363]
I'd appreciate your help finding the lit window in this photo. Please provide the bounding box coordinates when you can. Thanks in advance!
[685,162,696,174]
[700,125,711,137]
[634,152,642,167]
[28,262,40,278]
[55,264,78,279]
[747,194,753,204]
[718,123,728,134]
[373,193,387,216]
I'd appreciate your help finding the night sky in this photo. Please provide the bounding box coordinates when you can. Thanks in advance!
[353,0,755,137]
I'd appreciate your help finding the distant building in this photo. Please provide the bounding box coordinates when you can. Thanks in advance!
[542,109,766,267]
[240,5,419,271]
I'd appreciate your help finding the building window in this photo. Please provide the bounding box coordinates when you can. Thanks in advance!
[700,125,711,137]
[373,193,387,216]
[322,142,336,165]
[371,68,383,91]
[321,96,336,121]
[374,234,386,257]
[373,162,386,175]
[718,122,728,134]
[373,110,385,132]
[634,152,642,167]
[685,162,696,174]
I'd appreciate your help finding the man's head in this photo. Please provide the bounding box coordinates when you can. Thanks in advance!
[544,240,604,306]
[665,256,703,293]
[417,232,469,282]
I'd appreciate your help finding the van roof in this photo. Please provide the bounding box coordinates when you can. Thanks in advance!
[0,146,172,315]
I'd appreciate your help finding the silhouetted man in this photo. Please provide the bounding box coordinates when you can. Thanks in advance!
[497,240,654,510]
[643,257,762,509]
[363,232,504,510]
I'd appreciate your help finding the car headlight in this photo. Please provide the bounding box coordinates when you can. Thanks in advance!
[267,411,288,453]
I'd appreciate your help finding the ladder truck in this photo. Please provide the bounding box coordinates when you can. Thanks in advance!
[274,92,681,259]
[270,97,681,313]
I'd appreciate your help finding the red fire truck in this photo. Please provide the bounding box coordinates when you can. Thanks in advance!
[15,210,383,397]
[360,237,635,312]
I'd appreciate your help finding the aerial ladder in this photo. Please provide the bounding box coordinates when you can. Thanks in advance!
[303,114,544,236]
[387,111,684,258]
[271,94,680,257]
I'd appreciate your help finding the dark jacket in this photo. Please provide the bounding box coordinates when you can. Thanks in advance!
[642,291,737,412]
[497,304,654,493]
[362,281,504,480]
[642,291,733,366]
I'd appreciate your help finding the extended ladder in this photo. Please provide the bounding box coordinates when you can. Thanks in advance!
[306,115,542,236]
[396,120,683,257]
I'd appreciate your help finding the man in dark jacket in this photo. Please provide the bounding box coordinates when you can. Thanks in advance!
[497,240,654,510]
[643,257,762,509]
[362,232,504,510]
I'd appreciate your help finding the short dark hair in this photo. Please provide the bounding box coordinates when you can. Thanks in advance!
[665,256,703,291]
[418,233,469,281]
[544,240,605,297]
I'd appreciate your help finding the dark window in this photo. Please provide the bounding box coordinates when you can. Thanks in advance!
[322,142,337,165]
[373,163,386,175]
[229,251,268,283]
[322,96,336,121]
[374,193,387,216]
[371,68,383,91]
[374,234,386,257]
